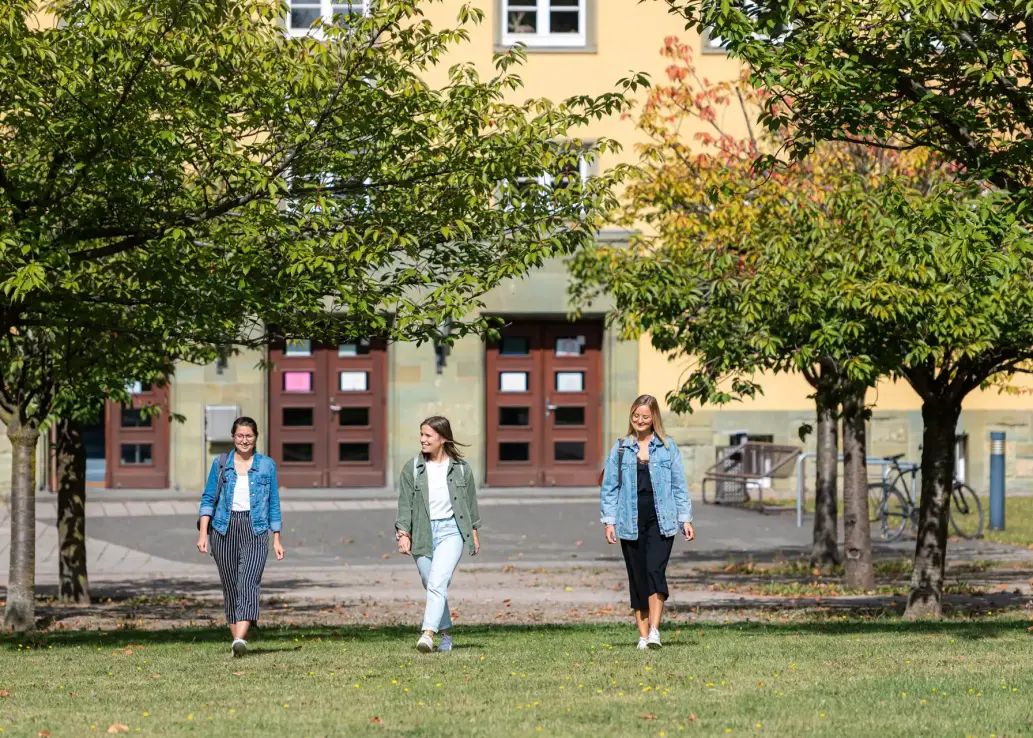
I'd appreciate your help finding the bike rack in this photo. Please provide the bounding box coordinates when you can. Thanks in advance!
[793,453,919,528]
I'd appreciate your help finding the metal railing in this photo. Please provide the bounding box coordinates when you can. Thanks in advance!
[792,453,918,528]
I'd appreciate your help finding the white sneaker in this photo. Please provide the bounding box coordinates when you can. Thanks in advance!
[231,639,247,657]
[416,633,434,653]
[637,637,648,650]
[647,628,661,649]
[438,634,453,653]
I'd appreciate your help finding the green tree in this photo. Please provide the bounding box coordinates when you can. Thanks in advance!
[656,0,1033,196]
[656,0,1033,617]
[0,0,633,629]
[570,40,942,584]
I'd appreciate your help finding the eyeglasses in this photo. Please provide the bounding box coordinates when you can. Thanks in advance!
[234,434,256,442]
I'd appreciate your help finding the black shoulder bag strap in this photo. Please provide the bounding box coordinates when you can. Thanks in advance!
[616,440,626,494]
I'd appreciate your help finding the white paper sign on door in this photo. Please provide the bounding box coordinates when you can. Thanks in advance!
[556,371,584,392]
[500,372,529,392]
[339,371,368,392]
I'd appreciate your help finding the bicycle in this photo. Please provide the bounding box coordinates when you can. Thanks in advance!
[867,453,984,542]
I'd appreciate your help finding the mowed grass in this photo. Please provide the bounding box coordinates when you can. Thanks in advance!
[0,619,1032,738]
[984,495,1033,548]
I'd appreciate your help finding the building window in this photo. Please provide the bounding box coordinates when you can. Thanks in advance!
[500,150,593,211]
[501,0,587,49]
[702,1,791,54]
[286,1,369,37]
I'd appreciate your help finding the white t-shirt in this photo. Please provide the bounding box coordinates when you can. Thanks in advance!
[426,459,454,520]
[231,472,251,512]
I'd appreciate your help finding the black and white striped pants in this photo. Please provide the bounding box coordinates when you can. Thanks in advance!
[210,511,269,624]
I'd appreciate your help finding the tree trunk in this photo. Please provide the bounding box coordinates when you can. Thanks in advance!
[904,399,961,620]
[4,419,40,630]
[841,384,875,590]
[810,384,841,569]
[56,419,90,604]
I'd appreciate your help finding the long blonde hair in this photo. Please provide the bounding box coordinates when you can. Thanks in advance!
[626,394,667,446]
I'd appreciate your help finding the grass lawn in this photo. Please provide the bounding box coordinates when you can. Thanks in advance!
[984,495,1033,548]
[1,619,1031,737]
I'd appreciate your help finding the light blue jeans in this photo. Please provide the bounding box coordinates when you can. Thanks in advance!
[415,516,464,633]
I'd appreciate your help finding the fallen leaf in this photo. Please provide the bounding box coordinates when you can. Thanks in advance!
[122,649,133,656]
[381,554,391,559]
[150,674,161,680]
[107,725,130,734]
[232,671,245,677]
[0,690,9,697]
[689,714,697,722]
[371,716,384,724]
[68,692,79,697]
[38,732,51,737]
[638,713,657,721]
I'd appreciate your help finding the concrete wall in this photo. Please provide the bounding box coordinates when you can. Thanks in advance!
[0,427,10,499]
[168,348,267,493]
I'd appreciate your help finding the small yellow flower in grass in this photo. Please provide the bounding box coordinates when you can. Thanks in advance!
[404,688,409,693]
[283,704,289,709]
[187,716,193,721]
[820,714,826,718]
[354,684,360,689]
[142,713,148,717]
[756,725,762,729]
[921,699,927,705]
[536,728,542,733]
[435,683,442,687]
[417,701,424,707]
[230,709,236,714]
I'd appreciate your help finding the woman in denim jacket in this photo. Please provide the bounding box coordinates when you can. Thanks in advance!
[600,395,694,649]
[196,417,285,657]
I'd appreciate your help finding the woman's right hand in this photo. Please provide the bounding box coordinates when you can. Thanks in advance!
[196,532,208,554]
[397,532,411,555]
[604,524,617,544]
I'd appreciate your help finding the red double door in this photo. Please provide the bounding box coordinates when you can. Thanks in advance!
[105,384,171,489]
[268,339,387,488]
[485,320,603,487]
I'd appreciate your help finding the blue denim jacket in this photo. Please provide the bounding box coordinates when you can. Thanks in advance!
[599,434,693,540]
[198,451,282,536]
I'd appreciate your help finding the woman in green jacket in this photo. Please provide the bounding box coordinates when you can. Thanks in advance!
[395,416,481,653]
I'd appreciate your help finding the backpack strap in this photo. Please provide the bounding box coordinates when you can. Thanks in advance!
[213,452,229,510]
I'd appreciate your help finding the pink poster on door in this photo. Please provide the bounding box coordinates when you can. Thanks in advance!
[283,371,313,393]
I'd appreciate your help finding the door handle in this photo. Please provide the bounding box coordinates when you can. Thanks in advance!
[546,399,557,417]
[330,404,342,413]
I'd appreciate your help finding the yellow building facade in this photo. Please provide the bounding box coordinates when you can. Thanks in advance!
[4,0,1033,499]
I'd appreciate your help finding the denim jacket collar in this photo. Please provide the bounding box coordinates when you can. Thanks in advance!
[226,450,265,473]
[625,434,662,452]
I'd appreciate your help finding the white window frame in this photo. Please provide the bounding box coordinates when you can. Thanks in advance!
[501,0,587,48]
[286,0,370,38]
[502,151,593,211]
[702,0,791,54]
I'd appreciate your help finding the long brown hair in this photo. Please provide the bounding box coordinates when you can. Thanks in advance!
[420,416,468,461]
[626,395,667,446]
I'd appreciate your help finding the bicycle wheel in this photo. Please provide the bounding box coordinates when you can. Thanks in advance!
[868,483,908,542]
[949,482,984,539]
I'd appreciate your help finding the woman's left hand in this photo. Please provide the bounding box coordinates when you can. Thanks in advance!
[682,522,695,542]
[472,529,480,556]
[273,534,286,560]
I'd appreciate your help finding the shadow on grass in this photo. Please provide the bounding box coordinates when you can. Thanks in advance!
[3,618,1029,652]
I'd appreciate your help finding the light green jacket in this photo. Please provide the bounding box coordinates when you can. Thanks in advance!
[394,454,481,557]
